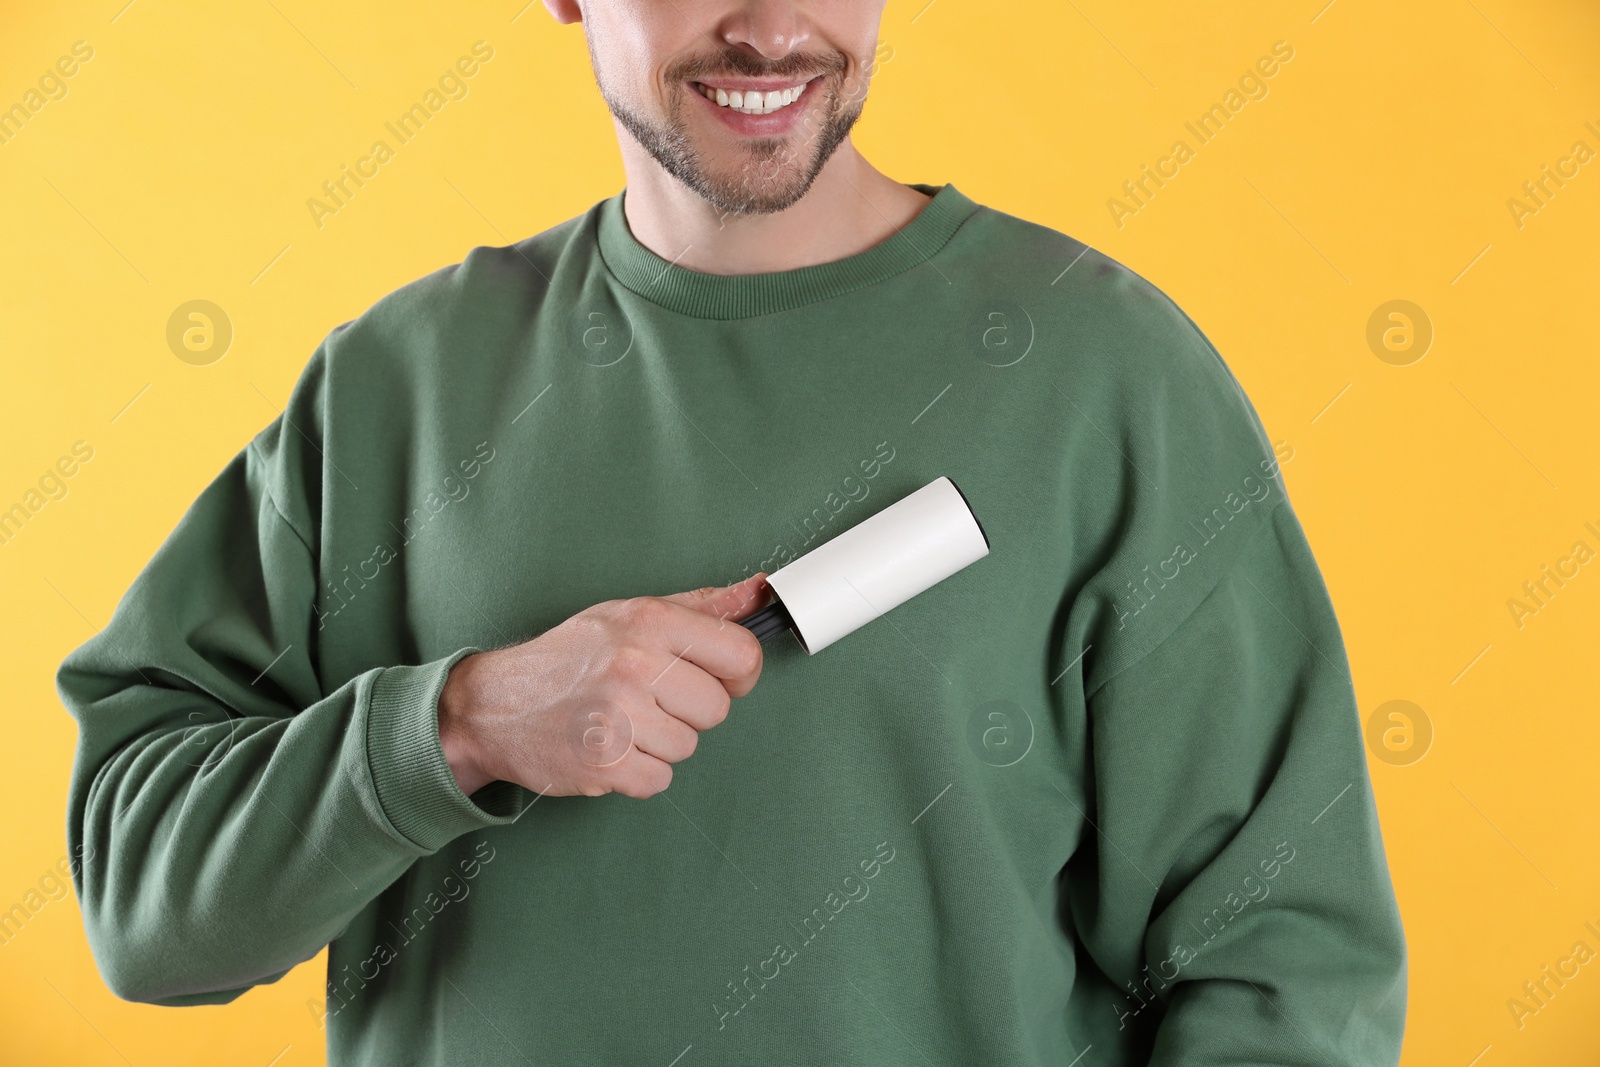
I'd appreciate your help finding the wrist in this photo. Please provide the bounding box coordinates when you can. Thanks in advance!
[438,655,494,796]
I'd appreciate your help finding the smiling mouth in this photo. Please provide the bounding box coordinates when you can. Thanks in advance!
[691,77,816,116]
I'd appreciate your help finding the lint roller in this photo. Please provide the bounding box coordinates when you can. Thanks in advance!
[739,475,990,654]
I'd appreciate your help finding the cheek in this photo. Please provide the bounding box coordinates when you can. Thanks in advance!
[837,41,879,103]
[610,8,691,90]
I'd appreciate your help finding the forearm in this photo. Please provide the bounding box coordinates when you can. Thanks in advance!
[66,648,519,1004]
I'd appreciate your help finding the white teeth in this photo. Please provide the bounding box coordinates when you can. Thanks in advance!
[697,80,808,115]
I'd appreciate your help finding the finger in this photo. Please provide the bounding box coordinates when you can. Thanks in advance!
[630,702,701,763]
[661,573,771,622]
[646,598,765,686]
[611,747,674,799]
[650,662,733,732]
[717,573,772,621]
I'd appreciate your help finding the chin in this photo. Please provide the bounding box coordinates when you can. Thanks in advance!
[709,172,817,216]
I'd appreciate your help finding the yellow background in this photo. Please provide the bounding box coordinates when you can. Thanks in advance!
[2,1,1596,1063]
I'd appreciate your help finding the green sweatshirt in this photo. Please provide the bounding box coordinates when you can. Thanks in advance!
[57,181,1406,1065]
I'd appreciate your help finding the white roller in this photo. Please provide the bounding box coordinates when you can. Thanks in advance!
[765,475,990,655]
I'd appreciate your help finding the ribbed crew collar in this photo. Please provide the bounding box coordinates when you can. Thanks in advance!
[596,182,979,320]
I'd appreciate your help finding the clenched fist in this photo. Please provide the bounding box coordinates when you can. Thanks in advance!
[436,574,771,800]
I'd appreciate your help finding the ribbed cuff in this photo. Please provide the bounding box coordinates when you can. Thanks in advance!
[366,647,532,850]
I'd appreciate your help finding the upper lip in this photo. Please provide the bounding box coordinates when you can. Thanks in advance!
[691,76,818,92]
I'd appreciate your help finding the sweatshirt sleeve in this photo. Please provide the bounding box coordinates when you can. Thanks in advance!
[1066,496,1408,1064]
[54,332,535,1006]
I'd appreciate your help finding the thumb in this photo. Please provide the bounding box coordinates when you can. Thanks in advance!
[661,573,771,621]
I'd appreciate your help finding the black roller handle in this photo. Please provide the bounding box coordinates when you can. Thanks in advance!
[738,598,795,644]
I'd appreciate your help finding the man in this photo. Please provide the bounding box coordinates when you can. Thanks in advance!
[57,1,1407,1064]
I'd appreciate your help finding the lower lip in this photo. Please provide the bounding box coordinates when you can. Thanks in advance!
[690,78,817,136]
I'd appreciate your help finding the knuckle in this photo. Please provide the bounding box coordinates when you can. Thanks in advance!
[574,771,611,798]
[623,596,665,627]
[608,645,651,682]
[625,763,671,799]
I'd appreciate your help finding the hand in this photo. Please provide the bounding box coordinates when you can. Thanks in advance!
[436,574,771,799]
